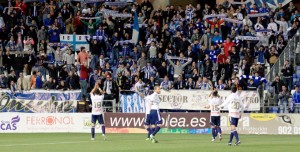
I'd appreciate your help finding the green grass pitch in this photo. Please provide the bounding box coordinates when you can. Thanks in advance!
[0,133,299,152]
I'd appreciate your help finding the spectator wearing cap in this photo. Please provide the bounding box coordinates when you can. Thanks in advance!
[292,86,300,113]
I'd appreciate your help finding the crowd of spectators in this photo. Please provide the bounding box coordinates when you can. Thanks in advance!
[0,0,299,106]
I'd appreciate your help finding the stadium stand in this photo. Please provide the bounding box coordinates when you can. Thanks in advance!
[0,0,299,113]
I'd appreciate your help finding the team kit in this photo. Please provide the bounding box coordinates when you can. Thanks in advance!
[90,84,249,145]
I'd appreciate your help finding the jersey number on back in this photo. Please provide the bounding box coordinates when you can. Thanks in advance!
[231,101,240,110]
[212,105,220,111]
[93,102,102,108]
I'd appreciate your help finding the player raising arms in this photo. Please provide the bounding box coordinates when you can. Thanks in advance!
[135,87,153,141]
[90,82,106,141]
[219,86,249,146]
[149,86,162,143]
[205,90,223,142]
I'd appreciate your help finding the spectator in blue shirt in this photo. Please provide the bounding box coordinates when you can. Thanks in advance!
[36,71,43,89]
[43,14,52,29]
[48,26,60,42]
[292,86,300,113]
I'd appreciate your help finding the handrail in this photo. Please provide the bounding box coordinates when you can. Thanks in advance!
[265,29,300,82]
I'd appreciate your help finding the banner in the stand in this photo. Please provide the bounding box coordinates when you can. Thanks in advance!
[0,90,81,113]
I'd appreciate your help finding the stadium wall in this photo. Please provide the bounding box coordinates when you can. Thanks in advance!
[1,113,300,135]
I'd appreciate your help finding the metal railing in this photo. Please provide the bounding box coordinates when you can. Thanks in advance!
[265,29,300,82]
[102,99,117,113]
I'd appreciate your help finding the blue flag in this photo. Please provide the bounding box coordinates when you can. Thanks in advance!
[132,12,139,45]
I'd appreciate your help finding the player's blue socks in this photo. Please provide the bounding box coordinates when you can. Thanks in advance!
[212,128,216,139]
[229,131,234,143]
[151,128,155,134]
[152,126,160,136]
[233,130,239,142]
[91,127,95,138]
[146,128,152,138]
[102,126,106,135]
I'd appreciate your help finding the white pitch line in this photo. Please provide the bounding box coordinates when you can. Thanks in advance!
[0,141,90,147]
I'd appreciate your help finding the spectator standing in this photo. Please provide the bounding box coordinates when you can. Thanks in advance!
[278,85,290,113]
[281,60,293,91]
[79,62,91,97]
[292,86,300,113]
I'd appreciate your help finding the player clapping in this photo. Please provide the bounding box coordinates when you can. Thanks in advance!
[90,82,106,141]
